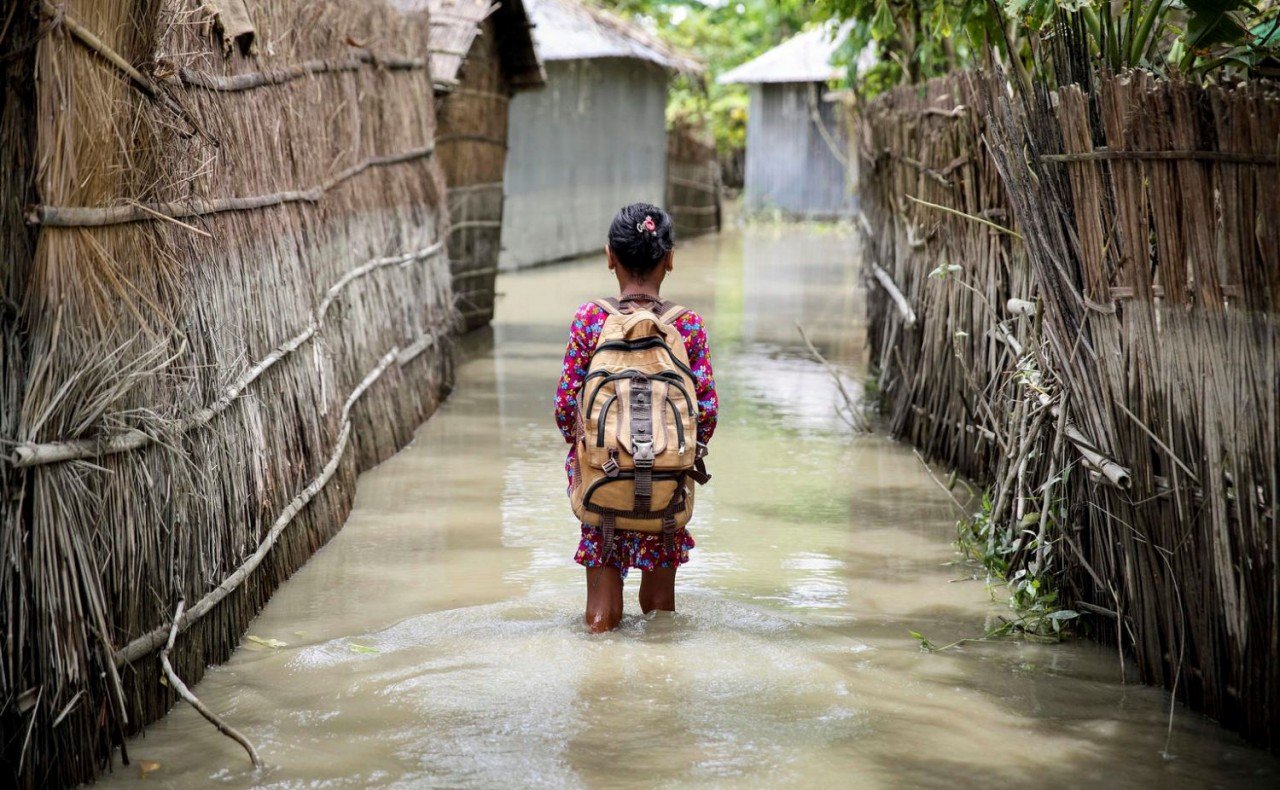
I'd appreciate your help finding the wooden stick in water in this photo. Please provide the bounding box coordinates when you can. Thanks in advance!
[159,600,262,767]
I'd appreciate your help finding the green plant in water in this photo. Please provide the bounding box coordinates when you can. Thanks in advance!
[912,479,1080,652]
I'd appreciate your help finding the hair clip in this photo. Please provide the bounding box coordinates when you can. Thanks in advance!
[636,216,656,234]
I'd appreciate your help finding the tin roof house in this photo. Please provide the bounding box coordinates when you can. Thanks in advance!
[499,0,701,269]
[428,1,544,331]
[719,25,868,220]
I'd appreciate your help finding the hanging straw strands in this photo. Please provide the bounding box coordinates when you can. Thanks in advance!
[12,241,445,467]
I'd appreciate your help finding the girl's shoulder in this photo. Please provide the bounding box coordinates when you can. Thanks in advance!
[671,307,708,337]
[571,300,608,326]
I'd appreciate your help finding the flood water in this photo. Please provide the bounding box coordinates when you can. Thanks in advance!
[109,225,1278,788]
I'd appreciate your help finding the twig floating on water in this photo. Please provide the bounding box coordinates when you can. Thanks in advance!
[795,322,870,433]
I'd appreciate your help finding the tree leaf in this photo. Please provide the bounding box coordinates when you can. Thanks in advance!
[347,643,380,654]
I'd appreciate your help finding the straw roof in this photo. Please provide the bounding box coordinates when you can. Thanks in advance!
[425,0,545,92]
[719,23,869,85]
[527,0,703,74]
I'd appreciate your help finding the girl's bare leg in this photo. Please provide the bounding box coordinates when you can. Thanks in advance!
[639,567,676,613]
[585,566,623,632]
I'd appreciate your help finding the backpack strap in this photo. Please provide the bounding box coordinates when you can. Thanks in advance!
[657,303,688,326]
[593,297,622,315]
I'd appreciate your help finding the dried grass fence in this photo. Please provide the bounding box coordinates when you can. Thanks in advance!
[0,1,458,785]
[666,120,722,239]
[858,71,1279,750]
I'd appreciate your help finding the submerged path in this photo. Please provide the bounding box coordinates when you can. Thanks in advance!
[110,226,1277,787]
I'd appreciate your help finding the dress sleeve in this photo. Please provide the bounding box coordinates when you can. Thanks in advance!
[677,310,718,445]
[555,302,604,443]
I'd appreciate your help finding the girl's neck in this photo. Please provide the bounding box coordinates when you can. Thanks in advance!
[619,283,661,299]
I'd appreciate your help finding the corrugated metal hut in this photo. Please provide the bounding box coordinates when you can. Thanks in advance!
[500,0,702,269]
[429,1,544,331]
[719,26,861,220]
[0,2,455,785]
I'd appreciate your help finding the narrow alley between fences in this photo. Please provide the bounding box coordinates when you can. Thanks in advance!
[102,226,1280,787]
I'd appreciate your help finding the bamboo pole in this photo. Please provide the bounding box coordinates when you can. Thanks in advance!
[159,600,262,767]
[870,264,917,329]
[28,145,436,227]
[176,51,428,92]
[115,347,402,666]
[1041,148,1278,165]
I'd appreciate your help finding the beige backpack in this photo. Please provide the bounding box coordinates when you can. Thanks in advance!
[570,295,711,555]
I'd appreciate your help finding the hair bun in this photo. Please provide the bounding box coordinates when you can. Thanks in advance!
[608,203,675,276]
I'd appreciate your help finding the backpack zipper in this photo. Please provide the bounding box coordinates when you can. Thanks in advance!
[653,371,696,417]
[595,395,616,447]
[593,338,696,380]
[667,398,687,455]
[582,471,682,510]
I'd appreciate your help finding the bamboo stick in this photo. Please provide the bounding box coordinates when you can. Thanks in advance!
[436,134,507,148]
[1034,391,1131,489]
[115,347,401,666]
[159,600,261,767]
[1042,148,1278,165]
[870,264,917,329]
[176,51,428,91]
[28,145,436,227]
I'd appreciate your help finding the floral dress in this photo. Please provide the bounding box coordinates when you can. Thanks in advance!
[555,300,718,575]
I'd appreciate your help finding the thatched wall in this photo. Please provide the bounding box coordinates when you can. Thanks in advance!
[438,15,513,332]
[666,120,722,239]
[858,71,1280,750]
[0,1,455,785]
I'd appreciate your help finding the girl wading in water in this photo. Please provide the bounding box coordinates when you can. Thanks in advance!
[555,203,718,633]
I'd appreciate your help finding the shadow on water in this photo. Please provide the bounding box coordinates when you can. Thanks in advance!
[104,225,1278,788]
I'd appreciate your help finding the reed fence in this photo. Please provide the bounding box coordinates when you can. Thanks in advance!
[858,71,1279,751]
[0,1,458,785]
[666,120,723,239]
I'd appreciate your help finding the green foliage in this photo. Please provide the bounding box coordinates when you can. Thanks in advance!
[818,1,1280,98]
[954,482,1080,639]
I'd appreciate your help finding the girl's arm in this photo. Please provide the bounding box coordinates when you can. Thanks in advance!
[677,311,718,445]
[554,302,605,443]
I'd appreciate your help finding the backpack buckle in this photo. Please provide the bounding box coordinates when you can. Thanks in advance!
[603,448,620,477]
[632,438,655,467]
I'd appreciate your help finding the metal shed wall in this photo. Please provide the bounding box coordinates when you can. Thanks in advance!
[501,58,668,269]
[743,82,853,219]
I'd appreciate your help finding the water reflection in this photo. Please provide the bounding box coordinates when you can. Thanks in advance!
[104,225,1278,789]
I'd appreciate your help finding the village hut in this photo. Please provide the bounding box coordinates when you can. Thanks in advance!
[500,0,703,269]
[428,1,544,331]
[0,2,456,786]
[719,25,865,220]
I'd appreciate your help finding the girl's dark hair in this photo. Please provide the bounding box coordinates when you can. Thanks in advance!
[607,202,675,275]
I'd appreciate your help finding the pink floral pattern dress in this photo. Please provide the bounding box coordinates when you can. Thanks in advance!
[555,301,718,576]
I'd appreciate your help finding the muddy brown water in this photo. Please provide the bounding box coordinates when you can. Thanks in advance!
[107,226,1277,788]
